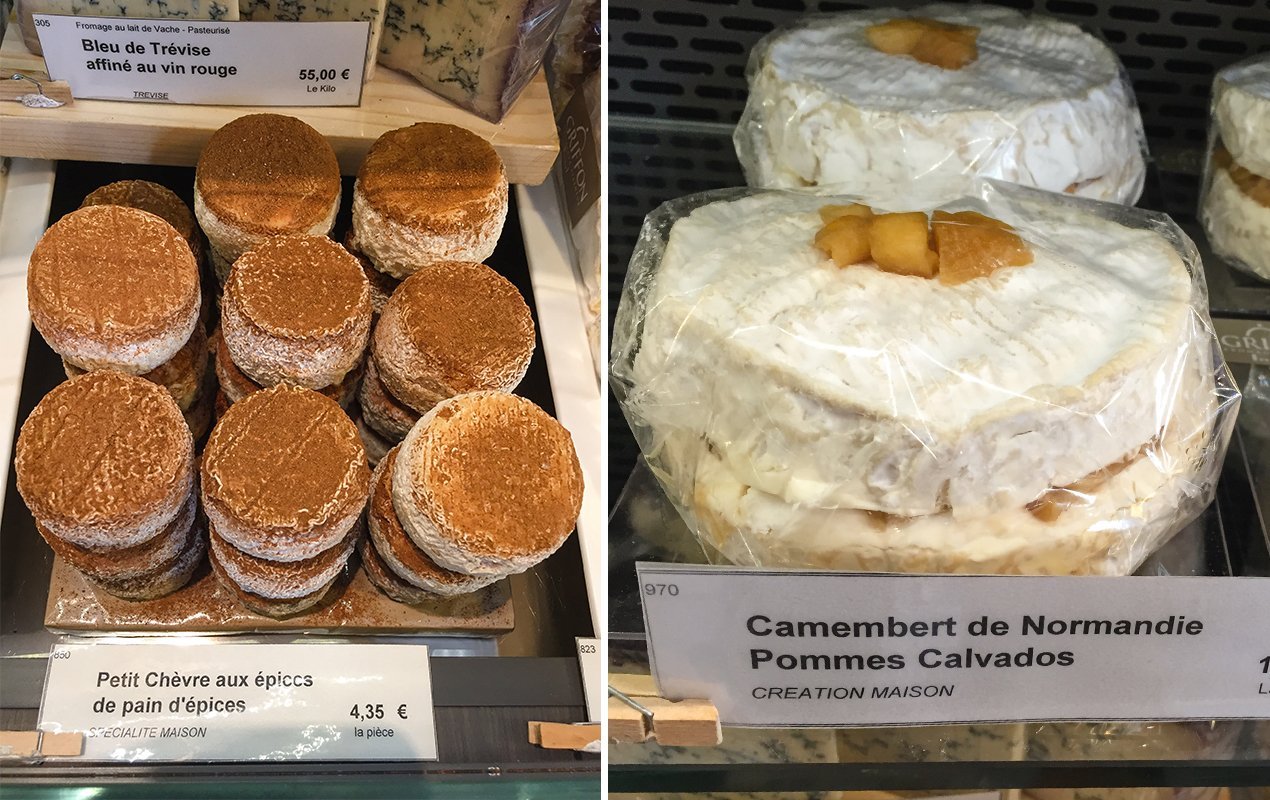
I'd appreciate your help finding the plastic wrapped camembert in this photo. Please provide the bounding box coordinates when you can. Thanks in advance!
[1200,54,1270,283]
[612,181,1239,576]
[734,4,1147,204]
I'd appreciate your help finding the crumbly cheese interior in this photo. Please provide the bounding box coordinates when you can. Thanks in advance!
[735,4,1145,202]
[630,190,1202,520]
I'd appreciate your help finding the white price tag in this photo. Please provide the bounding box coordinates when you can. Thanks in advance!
[638,564,1270,727]
[38,641,438,760]
[33,16,367,105]
[575,637,601,721]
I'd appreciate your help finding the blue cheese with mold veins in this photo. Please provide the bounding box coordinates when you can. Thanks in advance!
[377,0,568,121]
[17,0,238,56]
[239,0,388,78]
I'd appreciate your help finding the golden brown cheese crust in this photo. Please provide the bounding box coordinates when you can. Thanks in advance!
[200,385,369,553]
[357,123,505,232]
[16,372,194,544]
[28,206,200,349]
[211,329,361,406]
[225,235,370,338]
[38,490,197,581]
[64,325,209,411]
[371,449,474,589]
[81,180,201,259]
[196,114,341,236]
[410,392,583,563]
[359,536,436,605]
[372,261,534,410]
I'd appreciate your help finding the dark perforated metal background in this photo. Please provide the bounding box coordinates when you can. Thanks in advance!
[608,0,1270,506]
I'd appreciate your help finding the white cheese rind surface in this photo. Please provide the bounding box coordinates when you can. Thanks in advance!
[1202,166,1270,282]
[377,0,566,122]
[17,0,238,56]
[734,4,1145,203]
[239,0,387,78]
[1214,55,1270,179]
[621,187,1206,520]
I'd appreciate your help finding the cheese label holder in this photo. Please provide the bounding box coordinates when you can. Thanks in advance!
[639,564,1270,728]
[33,16,368,106]
[38,639,438,760]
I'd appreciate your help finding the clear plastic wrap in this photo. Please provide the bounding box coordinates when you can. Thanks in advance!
[611,180,1239,577]
[378,0,570,123]
[1199,54,1270,284]
[733,4,1148,205]
[545,0,600,113]
[552,71,602,377]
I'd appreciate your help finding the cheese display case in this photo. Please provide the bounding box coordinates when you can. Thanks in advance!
[0,1,602,789]
[608,0,1270,794]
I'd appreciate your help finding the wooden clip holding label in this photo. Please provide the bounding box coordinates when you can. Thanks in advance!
[0,730,83,758]
[607,675,722,747]
[527,721,600,752]
[2,72,73,107]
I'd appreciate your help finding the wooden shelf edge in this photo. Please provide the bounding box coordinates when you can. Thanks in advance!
[0,24,560,184]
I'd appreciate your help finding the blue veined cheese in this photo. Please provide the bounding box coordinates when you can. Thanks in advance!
[239,0,387,79]
[17,0,238,56]
[377,0,568,122]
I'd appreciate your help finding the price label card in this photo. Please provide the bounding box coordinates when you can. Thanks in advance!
[638,564,1270,727]
[576,637,601,721]
[38,641,437,760]
[33,16,367,105]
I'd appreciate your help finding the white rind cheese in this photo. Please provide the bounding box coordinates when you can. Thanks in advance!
[1203,55,1270,283]
[17,0,238,56]
[1214,56,1270,179]
[239,0,388,78]
[615,184,1226,576]
[377,0,566,122]
[734,4,1146,204]
[626,188,1206,520]
[1202,167,1270,282]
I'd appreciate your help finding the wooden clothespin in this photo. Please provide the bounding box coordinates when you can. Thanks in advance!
[0,730,84,758]
[527,721,600,752]
[608,674,721,747]
[2,72,73,107]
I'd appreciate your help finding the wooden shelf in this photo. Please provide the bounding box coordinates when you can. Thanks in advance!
[0,24,560,184]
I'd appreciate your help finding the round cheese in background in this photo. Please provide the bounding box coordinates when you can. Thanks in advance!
[735,4,1147,204]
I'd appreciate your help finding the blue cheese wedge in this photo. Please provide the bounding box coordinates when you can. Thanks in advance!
[17,0,238,56]
[239,0,387,78]
[377,0,566,122]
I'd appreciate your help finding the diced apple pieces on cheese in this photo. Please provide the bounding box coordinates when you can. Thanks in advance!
[818,203,875,223]
[869,212,939,278]
[814,215,872,267]
[815,205,1033,284]
[932,210,1033,286]
[864,18,928,55]
[865,17,980,70]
